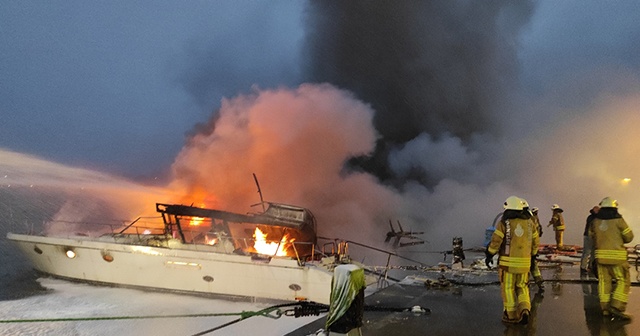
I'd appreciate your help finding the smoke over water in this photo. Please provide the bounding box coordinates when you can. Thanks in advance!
[5,88,637,254]
[168,84,402,243]
[288,1,639,251]
[167,83,640,254]
[0,149,171,235]
[3,2,639,260]
[3,93,639,254]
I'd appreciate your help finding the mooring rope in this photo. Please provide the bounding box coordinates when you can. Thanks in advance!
[0,301,329,336]
[0,311,250,324]
[0,300,429,335]
[0,300,315,324]
[190,302,317,336]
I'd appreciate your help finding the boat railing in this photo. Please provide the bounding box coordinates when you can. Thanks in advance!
[10,217,165,239]
[317,236,430,287]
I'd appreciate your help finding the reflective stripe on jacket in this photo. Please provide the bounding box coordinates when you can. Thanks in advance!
[590,217,634,265]
[488,217,539,274]
[549,212,565,231]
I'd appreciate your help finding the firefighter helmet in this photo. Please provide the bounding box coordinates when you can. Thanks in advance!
[504,196,523,210]
[520,198,530,209]
[551,204,561,210]
[531,207,539,214]
[599,197,618,208]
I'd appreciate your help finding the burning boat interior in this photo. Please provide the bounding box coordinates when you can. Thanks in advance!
[99,202,321,262]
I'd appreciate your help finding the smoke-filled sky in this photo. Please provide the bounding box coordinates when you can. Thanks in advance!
[2,1,640,250]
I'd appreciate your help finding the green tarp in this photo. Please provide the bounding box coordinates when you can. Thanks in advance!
[325,264,366,329]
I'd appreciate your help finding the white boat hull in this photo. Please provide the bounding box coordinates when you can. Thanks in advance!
[7,233,334,304]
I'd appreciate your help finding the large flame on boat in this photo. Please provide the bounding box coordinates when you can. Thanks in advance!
[188,216,205,226]
[187,202,208,226]
[253,227,294,256]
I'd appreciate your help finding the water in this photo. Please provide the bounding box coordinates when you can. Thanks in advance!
[0,187,58,300]
[0,187,323,335]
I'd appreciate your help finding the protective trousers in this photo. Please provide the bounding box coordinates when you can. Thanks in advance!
[597,263,630,312]
[500,270,531,320]
[554,230,564,249]
[581,235,595,270]
[530,260,542,282]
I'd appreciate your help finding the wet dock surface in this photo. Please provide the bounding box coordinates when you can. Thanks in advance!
[287,264,640,336]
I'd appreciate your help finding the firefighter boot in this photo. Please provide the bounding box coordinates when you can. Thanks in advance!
[609,307,632,321]
[518,309,530,325]
[534,276,545,291]
[502,311,518,324]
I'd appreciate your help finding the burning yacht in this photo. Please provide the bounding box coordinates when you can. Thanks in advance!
[6,201,362,305]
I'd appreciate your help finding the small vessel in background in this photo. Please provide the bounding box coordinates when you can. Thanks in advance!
[7,201,369,305]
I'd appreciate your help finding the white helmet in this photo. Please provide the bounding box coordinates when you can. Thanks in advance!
[599,197,618,208]
[531,207,539,213]
[504,196,523,210]
[551,204,561,210]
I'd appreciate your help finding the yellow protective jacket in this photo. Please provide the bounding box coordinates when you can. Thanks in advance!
[549,211,565,231]
[590,216,634,265]
[488,216,539,274]
[532,214,543,236]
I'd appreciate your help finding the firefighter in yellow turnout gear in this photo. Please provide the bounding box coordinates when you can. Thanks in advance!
[486,196,540,324]
[525,203,544,290]
[547,204,565,249]
[589,197,634,320]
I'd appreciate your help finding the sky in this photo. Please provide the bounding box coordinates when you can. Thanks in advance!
[2,1,640,251]
[0,1,304,177]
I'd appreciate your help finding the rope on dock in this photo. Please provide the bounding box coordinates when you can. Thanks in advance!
[0,311,247,324]
[190,302,304,336]
[0,301,328,336]
[0,300,430,335]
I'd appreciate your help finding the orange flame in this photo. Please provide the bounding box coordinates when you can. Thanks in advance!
[206,236,218,245]
[253,227,294,256]
[187,203,207,226]
[189,216,205,226]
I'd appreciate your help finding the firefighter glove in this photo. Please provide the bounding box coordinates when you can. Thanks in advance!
[485,250,494,268]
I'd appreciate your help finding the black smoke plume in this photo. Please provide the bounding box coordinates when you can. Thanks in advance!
[302,1,536,184]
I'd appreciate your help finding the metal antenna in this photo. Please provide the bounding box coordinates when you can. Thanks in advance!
[253,173,266,212]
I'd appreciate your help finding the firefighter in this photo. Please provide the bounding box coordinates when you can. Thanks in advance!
[526,203,544,290]
[451,237,465,268]
[486,196,539,324]
[589,197,634,320]
[531,207,543,237]
[581,205,599,275]
[547,204,565,250]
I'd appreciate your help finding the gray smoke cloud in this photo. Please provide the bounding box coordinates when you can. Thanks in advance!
[302,1,535,182]
[168,1,640,254]
[291,1,640,251]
